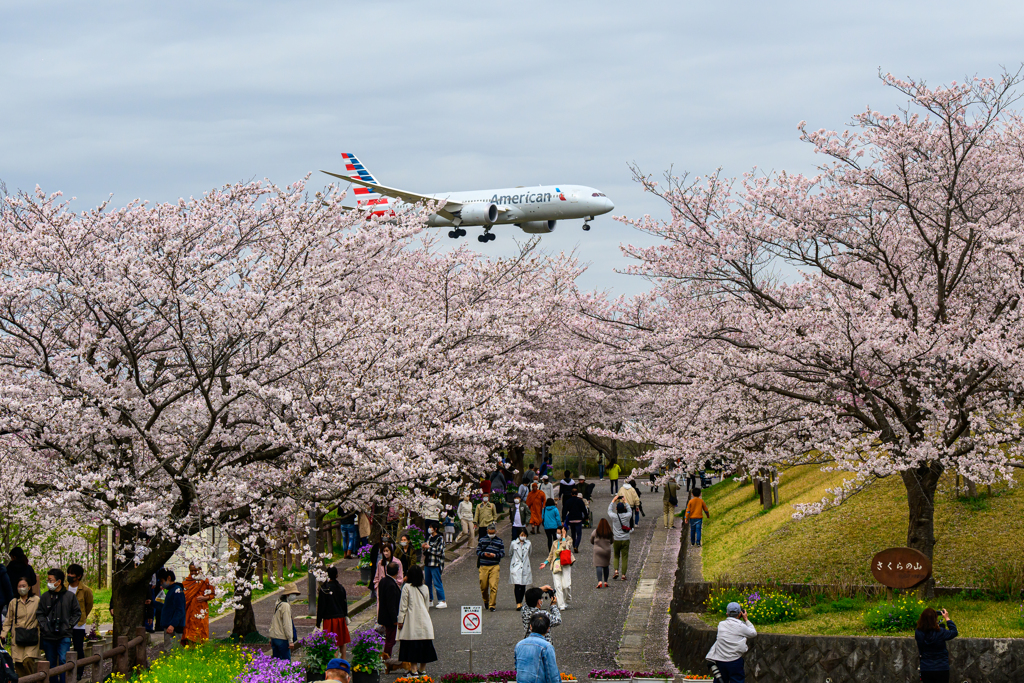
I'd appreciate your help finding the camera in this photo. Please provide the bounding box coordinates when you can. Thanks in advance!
[544,588,556,598]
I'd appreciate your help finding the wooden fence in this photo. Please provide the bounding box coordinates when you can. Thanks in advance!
[19,627,149,683]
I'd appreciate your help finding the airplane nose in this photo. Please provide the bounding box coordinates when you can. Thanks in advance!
[603,197,615,212]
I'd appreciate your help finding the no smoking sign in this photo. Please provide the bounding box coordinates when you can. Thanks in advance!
[461,605,482,635]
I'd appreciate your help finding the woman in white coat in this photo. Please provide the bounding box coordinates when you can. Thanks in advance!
[539,527,575,610]
[457,493,475,546]
[508,528,533,611]
[397,565,437,675]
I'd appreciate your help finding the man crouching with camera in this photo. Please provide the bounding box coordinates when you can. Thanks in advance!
[520,586,561,641]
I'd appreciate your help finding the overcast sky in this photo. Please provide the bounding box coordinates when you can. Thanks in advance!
[2,1,1022,294]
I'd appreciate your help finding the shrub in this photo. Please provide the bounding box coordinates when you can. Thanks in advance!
[486,671,517,682]
[356,544,375,569]
[239,650,306,683]
[589,670,633,679]
[298,629,339,673]
[110,642,251,683]
[744,591,799,624]
[704,587,743,615]
[863,593,926,632]
[810,596,866,614]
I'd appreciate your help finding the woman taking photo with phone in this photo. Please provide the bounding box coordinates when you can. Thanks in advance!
[915,607,957,683]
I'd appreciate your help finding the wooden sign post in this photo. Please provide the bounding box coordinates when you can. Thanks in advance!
[870,547,932,589]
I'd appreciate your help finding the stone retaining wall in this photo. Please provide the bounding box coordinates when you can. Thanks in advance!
[667,516,1024,682]
[669,612,1024,682]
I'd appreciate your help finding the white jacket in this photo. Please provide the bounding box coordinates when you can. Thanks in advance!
[397,584,435,641]
[508,538,533,585]
[269,600,294,642]
[706,616,757,661]
[457,500,474,520]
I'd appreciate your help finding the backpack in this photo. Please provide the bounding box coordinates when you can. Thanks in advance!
[0,642,17,683]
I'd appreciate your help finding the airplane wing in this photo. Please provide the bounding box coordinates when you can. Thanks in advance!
[321,171,462,218]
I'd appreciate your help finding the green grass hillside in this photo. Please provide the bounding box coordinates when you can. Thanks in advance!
[699,466,1024,589]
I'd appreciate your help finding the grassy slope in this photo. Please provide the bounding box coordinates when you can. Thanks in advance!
[700,465,1024,588]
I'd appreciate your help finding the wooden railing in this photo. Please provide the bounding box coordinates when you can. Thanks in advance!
[19,627,149,683]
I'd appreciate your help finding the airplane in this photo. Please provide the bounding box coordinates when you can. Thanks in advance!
[321,153,614,242]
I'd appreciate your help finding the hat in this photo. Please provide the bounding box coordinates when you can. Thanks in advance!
[541,474,549,480]
[726,602,743,617]
[327,658,350,673]
[281,587,300,597]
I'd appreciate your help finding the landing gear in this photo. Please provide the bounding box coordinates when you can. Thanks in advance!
[477,230,497,243]
[583,216,594,231]
[448,228,468,239]
[582,223,591,231]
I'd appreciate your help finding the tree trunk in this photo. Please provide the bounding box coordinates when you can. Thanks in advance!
[508,444,525,485]
[964,477,977,498]
[111,533,178,669]
[231,537,261,638]
[901,463,943,598]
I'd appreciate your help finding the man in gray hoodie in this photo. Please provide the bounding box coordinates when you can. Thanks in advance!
[607,496,633,580]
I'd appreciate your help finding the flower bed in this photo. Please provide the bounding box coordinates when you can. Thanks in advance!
[588,671,670,681]
[239,650,305,683]
[396,677,434,683]
[487,670,517,682]
[356,543,375,569]
[350,629,386,674]
[704,587,798,624]
[110,643,251,683]
[440,675,486,683]
[297,629,341,675]
[863,593,926,632]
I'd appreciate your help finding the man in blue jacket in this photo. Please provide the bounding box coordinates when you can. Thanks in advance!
[159,570,186,640]
[476,524,505,612]
[515,613,560,683]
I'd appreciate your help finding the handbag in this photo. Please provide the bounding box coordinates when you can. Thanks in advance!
[13,600,39,647]
[669,493,678,507]
[558,545,573,566]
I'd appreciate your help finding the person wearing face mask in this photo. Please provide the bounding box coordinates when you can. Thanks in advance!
[159,570,186,644]
[510,493,530,544]
[394,532,419,574]
[6,548,36,598]
[0,577,40,677]
[473,494,498,542]
[269,588,300,660]
[539,528,574,610]
[421,524,447,609]
[37,568,80,683]
[476,524,505,612]
[64,563,92,661]
[373,544,403,597]
[508,529,533,610]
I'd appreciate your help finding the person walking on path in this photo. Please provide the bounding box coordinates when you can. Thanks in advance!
[539,528,574,610]
[316,566,351,658]
[0,563,11,617]
[706,602,756,683]
[182,562,215,646]
[65,563,92,661]
[395,532,420,574]
[458,494,476,546]
[916,608,958,683]
[621,480,642,527]
[539,475,555,502]
[0,577,40,677]
[557,471,576,506]
[542,499,561,551]
[159,571,186,643]
[608,496,633,581]
[526,482,546,535]
[508,529,533,610]
[269,587,300,661]
[38,568,80,683]
[589,519,613,588]
[561,489,587,551]
[476,524,505,612]
[515,613,561,683]
[373,544,403,597]
[377,562,402,671]
[397,565,437,675]
[474,494,498,541]
[510,493,531,544]
[7,548,37,597]
[524,464,537,485]
[685,489,711,546]
[598,453,606,481]
[339,511,359,559]
[607,462,621,493]
[422,524,448,608]
[490,469,507,513]
[520,586,561,641]
[662,477,680,529]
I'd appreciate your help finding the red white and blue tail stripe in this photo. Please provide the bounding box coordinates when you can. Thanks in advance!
[340,153,392,215]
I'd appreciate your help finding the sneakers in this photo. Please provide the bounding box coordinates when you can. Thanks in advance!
[435,601,448,609]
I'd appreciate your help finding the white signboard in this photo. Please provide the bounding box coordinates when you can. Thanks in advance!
[461,605,482,635]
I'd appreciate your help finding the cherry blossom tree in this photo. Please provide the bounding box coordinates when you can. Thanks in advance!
[614,72,1024,587]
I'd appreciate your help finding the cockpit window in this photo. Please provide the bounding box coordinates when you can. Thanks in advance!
[591,192,605,197]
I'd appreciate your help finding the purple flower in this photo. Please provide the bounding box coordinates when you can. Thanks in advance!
[240,650,306,683]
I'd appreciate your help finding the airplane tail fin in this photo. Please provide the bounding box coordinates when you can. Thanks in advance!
[339,153,393,215]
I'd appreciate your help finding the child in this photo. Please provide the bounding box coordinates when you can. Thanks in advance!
[443,508,456,544]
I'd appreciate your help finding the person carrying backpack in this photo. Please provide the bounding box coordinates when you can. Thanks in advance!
[607,496,633,581]
[37,569,81,683]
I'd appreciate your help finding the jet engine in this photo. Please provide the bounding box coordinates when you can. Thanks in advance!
[518,220,557,234]
[457,203,499,225]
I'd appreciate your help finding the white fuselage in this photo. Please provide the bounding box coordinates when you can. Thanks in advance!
[422,184,614,227]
